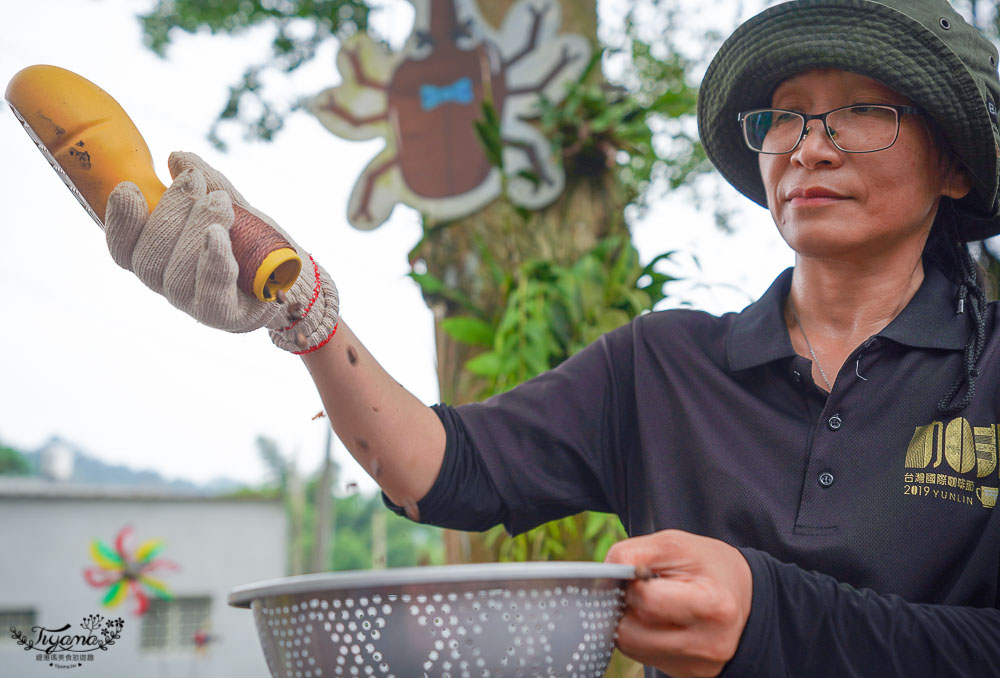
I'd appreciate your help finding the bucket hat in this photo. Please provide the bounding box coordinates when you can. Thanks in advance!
[697,0,1000,241]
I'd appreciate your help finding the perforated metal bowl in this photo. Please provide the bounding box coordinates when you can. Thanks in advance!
[229,562,636,678]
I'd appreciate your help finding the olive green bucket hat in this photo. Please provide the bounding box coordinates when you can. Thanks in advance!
[698,0,1000,241]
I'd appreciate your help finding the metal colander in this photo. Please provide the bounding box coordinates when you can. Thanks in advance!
[229,562,636,678]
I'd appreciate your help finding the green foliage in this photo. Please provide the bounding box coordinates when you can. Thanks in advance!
[473,101,505,172]
[246,435,443,572]
[135,0,714,207]
[224,485,282,500]
[139,0,372,149]
[426,235,674,396]
[413,234,675,565]
[424,9,690,570]
[140,0,693,577]
[484,511,627,564]
[327,494,444,570]
[535,41,709,212]
[140,0,370,56]
[0,445,31,475]
[407,271,480,314]
[413,23,689,564]
[439,316,494,347]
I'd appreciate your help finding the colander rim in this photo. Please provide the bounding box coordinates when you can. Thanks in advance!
[228,561,636,609]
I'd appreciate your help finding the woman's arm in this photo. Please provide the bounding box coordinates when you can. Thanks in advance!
[723,547,1000,678]
[607,529,1000,678]
[300,320,445,514]
[101,153,447,509]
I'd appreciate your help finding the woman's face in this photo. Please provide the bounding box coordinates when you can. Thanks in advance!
[758,69,970,262]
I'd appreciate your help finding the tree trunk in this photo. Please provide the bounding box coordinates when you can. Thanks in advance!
[412,0,628,564]
[477,0,597,41]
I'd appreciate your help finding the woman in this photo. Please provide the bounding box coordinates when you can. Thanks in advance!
[103,0,1000,675]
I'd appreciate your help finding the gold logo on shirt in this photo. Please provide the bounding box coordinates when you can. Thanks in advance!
[977,486,998,508]
[904,418,998,508]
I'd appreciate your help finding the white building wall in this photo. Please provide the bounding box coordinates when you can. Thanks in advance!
[0,489,286,678]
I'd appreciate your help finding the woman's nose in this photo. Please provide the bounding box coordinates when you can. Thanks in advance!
[791,120,844,168]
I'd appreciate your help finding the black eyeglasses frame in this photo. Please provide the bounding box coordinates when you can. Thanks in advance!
[736,104,924,154]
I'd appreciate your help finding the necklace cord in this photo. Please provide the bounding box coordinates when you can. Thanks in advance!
[790,302,833,391]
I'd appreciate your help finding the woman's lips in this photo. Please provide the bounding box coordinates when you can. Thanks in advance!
[786,187,849,207]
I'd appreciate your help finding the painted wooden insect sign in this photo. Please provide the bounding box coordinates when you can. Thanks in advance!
[309,0,590,230]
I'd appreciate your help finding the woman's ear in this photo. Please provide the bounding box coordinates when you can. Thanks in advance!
[943,164,973,200]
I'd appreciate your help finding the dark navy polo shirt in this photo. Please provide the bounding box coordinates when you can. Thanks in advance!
[390,266,1000,676]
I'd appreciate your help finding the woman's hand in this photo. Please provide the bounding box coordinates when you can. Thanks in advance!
[105,152,339,351]
[604,529,753,678]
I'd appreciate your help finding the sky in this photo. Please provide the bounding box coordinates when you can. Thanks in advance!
[0,0,790,496]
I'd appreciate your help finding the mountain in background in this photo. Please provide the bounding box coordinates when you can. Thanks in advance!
[13,436,240,493]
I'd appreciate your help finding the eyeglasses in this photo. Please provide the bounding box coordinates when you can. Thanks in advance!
[737,104,923,154]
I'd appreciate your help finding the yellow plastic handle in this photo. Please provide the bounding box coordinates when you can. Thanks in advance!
[6,64,166,223]
[5,65,301,301]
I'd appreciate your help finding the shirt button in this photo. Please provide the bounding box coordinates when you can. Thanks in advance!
[792,370,802,382]
[828,414,843,430]
[818,471,835,488]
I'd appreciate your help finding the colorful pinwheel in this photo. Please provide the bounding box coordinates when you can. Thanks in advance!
[83,526,178,615]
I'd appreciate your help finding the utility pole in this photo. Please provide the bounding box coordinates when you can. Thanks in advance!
[311,426,335,573]
[371,509,387,569]
[286,454,305,575]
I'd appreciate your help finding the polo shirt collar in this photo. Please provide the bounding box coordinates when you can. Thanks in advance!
[726,265,968,372]
[726,268,797,371]
[878,265,968,350]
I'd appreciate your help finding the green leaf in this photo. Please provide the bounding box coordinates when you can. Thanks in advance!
[464,351,502,377]
[641,250,676,274]
[583,512,608,540]
[473,235,508,287]
[408,270,446,295]
[516,169,542,188]
[591,102,630,133]
[441,316,495,347]
[596,309,632,335]
[483,525,505,549]
[523,342,550,377]
[499,352,523,377]
[543,536,566,558]
[474,120,504,169]
[474,100,504,170]
[652,89,698,118]
[407,272,480,313]
[559,516,579,540]
[594,535,617,563]
[622,288,652,314]
[482,99,500,129]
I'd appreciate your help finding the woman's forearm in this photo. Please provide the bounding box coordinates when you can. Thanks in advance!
[300,319,445,513]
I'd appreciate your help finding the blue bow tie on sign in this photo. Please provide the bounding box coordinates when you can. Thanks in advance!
[420,77,474,111]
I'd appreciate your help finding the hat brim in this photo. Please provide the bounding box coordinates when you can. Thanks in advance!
[697,0,999,240]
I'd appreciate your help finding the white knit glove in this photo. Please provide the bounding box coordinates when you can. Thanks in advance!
[104,151,339,353]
